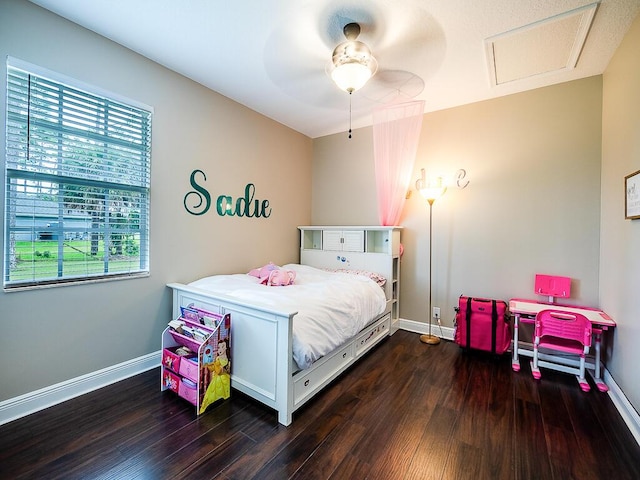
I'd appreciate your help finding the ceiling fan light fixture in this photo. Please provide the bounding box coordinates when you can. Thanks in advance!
[330,58,376,93]
[329,24,378,93]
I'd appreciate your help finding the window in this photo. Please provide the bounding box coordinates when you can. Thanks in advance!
[4,59,152,290]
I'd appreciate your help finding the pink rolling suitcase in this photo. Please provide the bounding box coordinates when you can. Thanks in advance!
[455,296,511,354]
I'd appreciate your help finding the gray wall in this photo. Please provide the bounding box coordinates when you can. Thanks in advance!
[313,76,602,325]
[0,0,312,401]
[600,13,640,421]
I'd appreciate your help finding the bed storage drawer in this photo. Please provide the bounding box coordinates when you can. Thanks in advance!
[355,314,391,357]
[294,342,354,405]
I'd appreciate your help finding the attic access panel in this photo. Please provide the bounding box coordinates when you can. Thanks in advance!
[485,3,598,86]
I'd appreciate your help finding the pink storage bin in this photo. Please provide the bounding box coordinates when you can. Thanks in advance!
[162,369,180,393]
[162,347,182,373]
[179,356,199,383]
[178,378,198,405]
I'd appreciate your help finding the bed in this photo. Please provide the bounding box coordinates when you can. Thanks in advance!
[167,258,396,425]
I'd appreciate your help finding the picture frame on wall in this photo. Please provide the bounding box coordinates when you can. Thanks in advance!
[625,169,640,220]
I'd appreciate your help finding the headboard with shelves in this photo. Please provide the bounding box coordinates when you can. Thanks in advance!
[298,226,402,325]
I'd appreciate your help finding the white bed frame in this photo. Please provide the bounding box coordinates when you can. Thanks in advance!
[168,226,400,425]
[167,282,391,426]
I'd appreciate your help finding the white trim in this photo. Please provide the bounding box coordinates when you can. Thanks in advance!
[399,317,455,341]
[0,351,160,426]
[6,55,154,113]
[604,370,640,447]
[4,271,150,293]
[483,3,597,87]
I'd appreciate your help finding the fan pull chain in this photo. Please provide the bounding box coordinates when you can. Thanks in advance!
[348,91,352,139]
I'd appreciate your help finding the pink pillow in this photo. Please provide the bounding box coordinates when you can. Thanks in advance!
[266,269,296,286]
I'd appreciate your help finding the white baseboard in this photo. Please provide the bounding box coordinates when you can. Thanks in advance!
[604,370,640,446]
[0,351,160,426]
[398,317,455,341]
[398,317,640,447]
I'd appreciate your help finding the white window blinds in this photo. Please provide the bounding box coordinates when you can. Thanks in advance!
[4,60,152,289]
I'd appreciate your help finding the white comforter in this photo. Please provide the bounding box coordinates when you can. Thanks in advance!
[189,264,386,370]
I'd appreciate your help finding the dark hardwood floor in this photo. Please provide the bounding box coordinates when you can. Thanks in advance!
[1,330,639,480]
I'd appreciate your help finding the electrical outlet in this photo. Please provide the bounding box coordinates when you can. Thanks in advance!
[433,306,441,319]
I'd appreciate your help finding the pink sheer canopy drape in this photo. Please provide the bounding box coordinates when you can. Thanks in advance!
[373,99,425,226]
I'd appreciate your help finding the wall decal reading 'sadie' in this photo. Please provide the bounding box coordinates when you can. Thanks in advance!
[184,169,272,218]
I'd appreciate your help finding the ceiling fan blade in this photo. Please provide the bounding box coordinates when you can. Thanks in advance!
[360,69,426,104]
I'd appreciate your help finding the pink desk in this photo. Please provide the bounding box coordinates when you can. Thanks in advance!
[509,298,616,392]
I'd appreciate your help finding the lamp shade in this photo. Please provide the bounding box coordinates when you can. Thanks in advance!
[419,177,447,203]
[330,39,378,93]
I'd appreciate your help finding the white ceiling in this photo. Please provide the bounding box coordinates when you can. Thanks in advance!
[28,0,640,138]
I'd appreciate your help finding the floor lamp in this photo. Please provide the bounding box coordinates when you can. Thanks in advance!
[416,171,446,345]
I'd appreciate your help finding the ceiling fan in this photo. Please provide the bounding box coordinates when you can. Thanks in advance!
[262,3,444,130]
[327,21,381,137]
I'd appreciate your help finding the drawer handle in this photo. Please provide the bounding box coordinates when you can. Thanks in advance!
[304,379,310,387]
[343,352,347,358]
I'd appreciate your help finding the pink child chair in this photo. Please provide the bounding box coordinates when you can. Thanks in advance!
[530,309,592,392]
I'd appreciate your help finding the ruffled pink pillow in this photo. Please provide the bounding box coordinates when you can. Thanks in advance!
[266,269,296,286]
[247,263,296,286]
